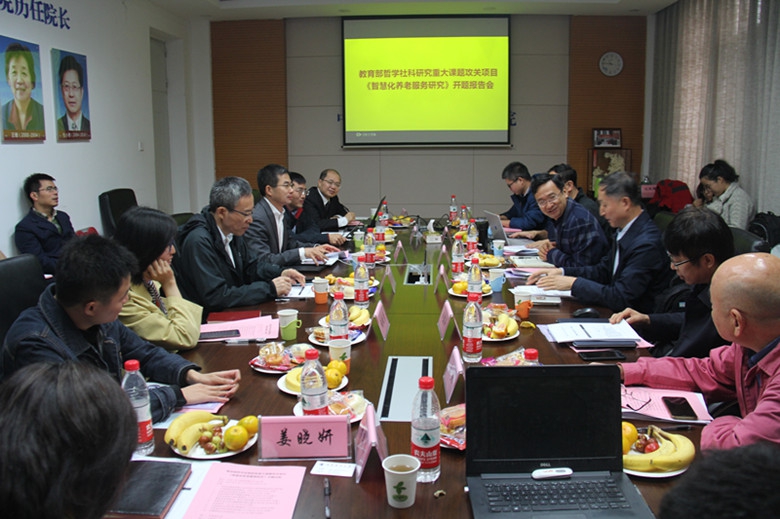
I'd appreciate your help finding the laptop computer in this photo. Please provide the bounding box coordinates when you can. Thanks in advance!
[484,211,530,247]
[465,365,655,518]
[365,195,386,229]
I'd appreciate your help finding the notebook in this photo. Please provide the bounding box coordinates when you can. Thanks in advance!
[484,211,530,246]
[105,460,191,519]
[465,365,654,518]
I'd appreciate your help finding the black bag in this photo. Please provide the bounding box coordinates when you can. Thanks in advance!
[748,212,780,247]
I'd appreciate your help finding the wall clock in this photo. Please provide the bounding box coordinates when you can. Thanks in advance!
[599,52,623,77]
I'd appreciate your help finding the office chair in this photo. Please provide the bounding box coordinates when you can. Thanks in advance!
[652,211,675,235]
[730,227,770,255]
[171,212,195,226]
[0,254,49,345]
[98,188,138,237]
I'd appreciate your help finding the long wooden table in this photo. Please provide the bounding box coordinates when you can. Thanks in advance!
[155,229,699,517]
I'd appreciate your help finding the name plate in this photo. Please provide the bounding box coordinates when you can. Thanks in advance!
[373,300,390,341]
[443,346,465,403]
[438,299,460,340]
[259,415,350,460]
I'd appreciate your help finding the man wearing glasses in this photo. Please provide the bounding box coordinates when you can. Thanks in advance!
[55,55,90,138]
[499,161,546,231]
[512,174,608,267]
[15,173,75,275]
[174,176,305,319]
[301,169,356,232]
[285,172,346,247]
[245,164,340,267]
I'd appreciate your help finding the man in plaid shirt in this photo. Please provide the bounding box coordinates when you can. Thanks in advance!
[512,174,608,267]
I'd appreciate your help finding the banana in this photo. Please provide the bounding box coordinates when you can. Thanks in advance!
[506,316,519,336]
[348,305,361,321]
[622,425,695,472]
[352,308,371,327]
[177,420,223,453]
[164,411,228,447]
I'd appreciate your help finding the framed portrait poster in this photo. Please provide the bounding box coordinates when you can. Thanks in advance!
[52,49,91,141]
[1,36,46,142]
[592,128,622,148]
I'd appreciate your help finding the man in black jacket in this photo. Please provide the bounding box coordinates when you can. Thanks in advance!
[174,177,305,318]
[300,168,355,233]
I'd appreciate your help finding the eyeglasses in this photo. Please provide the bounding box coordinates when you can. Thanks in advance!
[506,178,520,189]
[38,186,58,193]
[322,179,341,188]
[293,187,306,195]
[536,192,562,208]
[62,83,81,93]
[276,182,293,190]
[621,387,651,412]
[228,208,253,218]
[667,253,694,268]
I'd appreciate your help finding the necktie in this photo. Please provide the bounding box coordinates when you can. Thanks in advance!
[71,122,77,130]
[145,281,168,316]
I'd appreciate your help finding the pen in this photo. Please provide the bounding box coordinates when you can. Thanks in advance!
[579,324,591,338]
[324,477,331,519]
[225,338,267,345]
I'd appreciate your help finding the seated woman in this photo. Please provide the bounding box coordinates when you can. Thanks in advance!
[694,159,756,229]
[0,362,137,519]
[114,206,202,350]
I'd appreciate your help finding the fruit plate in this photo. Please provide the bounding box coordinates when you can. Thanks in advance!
[248,356,293,375]
[623,466,687,478]
[170,419,258,460]
[277,373,348,396]
[317,316,370,329]
[482,330,520,342]
[448,287,492,298]
[308,330,366,347]
[293,401,365,424]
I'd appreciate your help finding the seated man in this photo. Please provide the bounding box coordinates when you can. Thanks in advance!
[287,172,346,247]
[513,174,608,267]
[245,164,339,266]
[528,171,672,313]
[610,207,733,358]
[14,173,75,275]
[0,235,241,423]
[0,362,137,519]
[300,168,356,233]
[549,163,608,231]
[621,252,780,450]
[175,176,305,317]
[499,161,546,231]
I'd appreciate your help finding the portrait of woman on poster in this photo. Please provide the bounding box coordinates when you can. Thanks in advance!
[2,41,45,139]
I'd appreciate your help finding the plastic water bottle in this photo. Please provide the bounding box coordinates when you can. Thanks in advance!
[467,256,483,304]
[524,348,541,366]
[459,205,469,231]
[381,200,390,218]
[354,255,370,309]
[449,194,458,224]
[462,292,484,363]
[467,218,479,253]
[451,238,465,274]
[363,228,376,268]
[374,212,386,242]
[329,291,349,340]
[122,359,155,455]
[300,348,328,415]
[411,376,441,483]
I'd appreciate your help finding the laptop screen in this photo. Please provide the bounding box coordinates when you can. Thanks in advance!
[466,365,623,475]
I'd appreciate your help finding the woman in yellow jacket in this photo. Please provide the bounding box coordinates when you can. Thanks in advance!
[114,206,202,350]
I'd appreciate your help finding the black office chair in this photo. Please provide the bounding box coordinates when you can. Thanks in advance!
[730,227,771,255]
[0,254,49,345]
[652,211,676,235]
[98,188,138,237]
[171,212,195,226]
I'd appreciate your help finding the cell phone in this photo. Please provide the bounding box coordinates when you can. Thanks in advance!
[662,396,698,421]
[578,349,626,361]
[572,341,637,349]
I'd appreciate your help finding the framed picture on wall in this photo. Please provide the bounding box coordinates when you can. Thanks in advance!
[592,128,622,148]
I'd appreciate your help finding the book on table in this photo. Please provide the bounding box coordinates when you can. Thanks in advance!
[105,460,191,519]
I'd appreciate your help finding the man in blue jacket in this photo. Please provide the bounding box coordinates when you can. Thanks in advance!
[0,234,240,423]
[528,171,672,312]
[499,161,546,231]
[14,173,75,275]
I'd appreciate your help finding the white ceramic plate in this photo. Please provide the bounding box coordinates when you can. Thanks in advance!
[317,316,370,329]
[482,330,520,342]
[277,372,348,396]
[170,419,257,459]
[623,466,687,478]
[248,357,291,375]
[293,401,365,424]
[448,287,492,298]
[308,330,366,347]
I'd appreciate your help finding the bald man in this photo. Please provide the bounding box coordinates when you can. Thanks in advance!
[620,253,780,450]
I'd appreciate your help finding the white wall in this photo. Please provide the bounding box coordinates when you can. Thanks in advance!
[0,0,212,256]
[286,16,570,220]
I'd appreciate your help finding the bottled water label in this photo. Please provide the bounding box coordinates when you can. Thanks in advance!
[463,335,483,356]
[330,322,348,340]
[134,403,154,443]
[411,425,441,469]
[302,392,329,415]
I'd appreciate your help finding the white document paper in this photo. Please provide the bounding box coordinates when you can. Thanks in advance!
[545,319,642,343]
[510,285,572,298]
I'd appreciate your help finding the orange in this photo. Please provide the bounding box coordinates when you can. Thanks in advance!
[325,368,343,389]
[621,421,638,446]
[622,435,633,455]
[223,425,249,451]
[238,415,259,436]
[327,360,348,377]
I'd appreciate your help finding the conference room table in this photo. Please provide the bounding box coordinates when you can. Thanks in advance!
[154,227,701,518]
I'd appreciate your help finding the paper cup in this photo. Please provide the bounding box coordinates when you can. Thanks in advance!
[493,239,505,256]
[382,454,420,509]
[312,278,329,305]
[353,230,365,250]
[278,309,301,340]
[488,268,506,282]
[513,288,534,319]
[328,339,351,374]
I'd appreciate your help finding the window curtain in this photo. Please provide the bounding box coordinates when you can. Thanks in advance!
[649,0,780,212]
